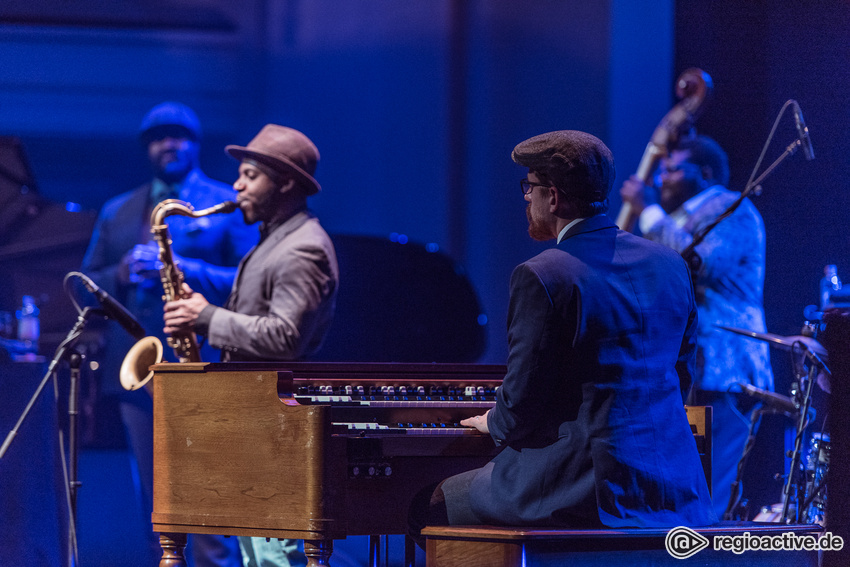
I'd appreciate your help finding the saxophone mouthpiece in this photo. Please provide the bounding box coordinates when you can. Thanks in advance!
[218,201,239,214]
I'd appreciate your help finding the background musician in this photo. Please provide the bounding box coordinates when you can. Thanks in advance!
[409,130,715,541]
[81,101,257,566]
[163,124,339,567]
[618,134,773,518]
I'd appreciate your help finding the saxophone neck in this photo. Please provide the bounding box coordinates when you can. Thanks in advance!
[151,199,237,227]
[151,199,193,227]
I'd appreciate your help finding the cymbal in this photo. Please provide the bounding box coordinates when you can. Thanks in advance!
[716,325,827,356]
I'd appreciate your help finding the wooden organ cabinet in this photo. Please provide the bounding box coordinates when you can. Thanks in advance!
[150,361,505,566]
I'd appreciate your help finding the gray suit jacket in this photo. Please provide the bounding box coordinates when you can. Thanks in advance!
[198,210,339,361]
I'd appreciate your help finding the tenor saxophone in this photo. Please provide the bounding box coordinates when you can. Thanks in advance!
[119,199,239,391]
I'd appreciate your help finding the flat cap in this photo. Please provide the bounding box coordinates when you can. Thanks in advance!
[512,130,614,201]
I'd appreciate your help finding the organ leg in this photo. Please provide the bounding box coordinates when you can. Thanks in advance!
[304,538,334,566]
[158,532,187,566]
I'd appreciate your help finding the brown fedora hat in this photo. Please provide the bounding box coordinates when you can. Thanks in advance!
[226,124,321,195]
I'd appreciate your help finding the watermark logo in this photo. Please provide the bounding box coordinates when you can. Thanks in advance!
[713,531,844,553]
[665,526,710,559]
[665,526,844,558]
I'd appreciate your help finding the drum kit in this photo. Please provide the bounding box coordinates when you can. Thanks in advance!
[717,324,831,525]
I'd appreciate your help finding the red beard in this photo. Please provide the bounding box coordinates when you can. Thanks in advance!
[526,204,552,241]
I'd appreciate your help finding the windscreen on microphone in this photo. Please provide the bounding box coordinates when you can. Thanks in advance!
[791,101,815,161]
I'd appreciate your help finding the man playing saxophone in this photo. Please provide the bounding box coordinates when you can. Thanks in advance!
[163,124,339,567]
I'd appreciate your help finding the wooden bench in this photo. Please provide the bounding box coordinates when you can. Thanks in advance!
[422,523,825,567]
[685,405,712,494]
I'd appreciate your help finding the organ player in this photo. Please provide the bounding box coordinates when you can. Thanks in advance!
[163,124,339,567]
[409,130,715,542]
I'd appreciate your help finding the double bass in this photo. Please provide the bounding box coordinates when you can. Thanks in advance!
[615,68,713,233]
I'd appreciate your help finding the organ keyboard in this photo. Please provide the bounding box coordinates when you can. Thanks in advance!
[150,361,506,566]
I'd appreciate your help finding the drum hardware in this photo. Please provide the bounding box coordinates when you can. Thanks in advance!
[715,325,827,357]
[770,332,826,523]
[717,324,831,524]
[754,433,829,525]
[802,432,829,525]
[716,324,831,395]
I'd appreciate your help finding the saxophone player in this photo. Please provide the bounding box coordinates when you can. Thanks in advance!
[81,102,257,567]
[163,124,339,567]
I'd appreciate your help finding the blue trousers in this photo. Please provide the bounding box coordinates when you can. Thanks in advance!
[237,537,307,567]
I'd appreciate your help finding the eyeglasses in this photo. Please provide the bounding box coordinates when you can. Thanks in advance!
[520,179,552,195]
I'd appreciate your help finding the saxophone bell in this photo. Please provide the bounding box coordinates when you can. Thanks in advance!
[120,335,163,391]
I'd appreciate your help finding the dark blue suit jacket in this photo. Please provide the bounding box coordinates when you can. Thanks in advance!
[471,215,716,528]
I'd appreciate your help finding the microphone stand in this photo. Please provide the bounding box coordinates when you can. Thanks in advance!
[681,137,805,273]
[0,305,104,567]
[681,99,808,274]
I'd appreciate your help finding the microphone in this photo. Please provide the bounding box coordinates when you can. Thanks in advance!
[79,274,147,341]
[792,101,815,160]
[739,383,798,416]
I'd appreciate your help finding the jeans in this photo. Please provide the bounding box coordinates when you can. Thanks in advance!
[237,537,307,567]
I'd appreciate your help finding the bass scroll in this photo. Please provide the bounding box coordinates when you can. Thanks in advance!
[616,68,712,233]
